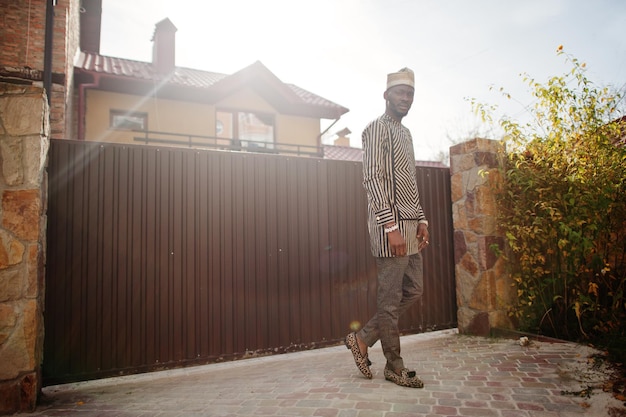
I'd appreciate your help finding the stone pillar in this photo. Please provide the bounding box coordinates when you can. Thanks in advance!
[0,83,49,414]
[450,138,515,336]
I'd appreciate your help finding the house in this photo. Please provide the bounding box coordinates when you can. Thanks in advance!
[75,14,349,157]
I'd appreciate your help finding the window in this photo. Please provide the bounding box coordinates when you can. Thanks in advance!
[110,110,147,130]
[216,110,274,149]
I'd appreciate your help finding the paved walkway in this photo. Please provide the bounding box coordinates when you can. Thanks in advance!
[20,329,624,417]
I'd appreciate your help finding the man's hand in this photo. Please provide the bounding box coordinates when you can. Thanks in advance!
[417,223,430,252]
[387,230,407,257]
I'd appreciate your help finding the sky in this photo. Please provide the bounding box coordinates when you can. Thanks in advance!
[99,0,626,162]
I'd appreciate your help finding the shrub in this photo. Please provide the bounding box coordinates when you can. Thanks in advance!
[473,47,626,345]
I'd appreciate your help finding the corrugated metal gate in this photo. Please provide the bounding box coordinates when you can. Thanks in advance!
[43,139,457,385]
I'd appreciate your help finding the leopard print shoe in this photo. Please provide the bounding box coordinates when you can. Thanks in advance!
[384,367,424,388]
[344,332,373,379]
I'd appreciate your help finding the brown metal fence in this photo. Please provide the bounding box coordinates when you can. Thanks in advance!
[43,139,457,385]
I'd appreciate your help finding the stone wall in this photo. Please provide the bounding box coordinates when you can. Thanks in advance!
[450,138,515,336]
[0,82,49,414]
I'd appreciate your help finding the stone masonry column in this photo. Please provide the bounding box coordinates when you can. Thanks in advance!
[0,83,49,414]
[450,138,515,336]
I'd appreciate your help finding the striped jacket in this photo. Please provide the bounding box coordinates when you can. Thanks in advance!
[362,114,427,257]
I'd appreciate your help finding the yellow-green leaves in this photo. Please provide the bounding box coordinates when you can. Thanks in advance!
[479,47,626,343]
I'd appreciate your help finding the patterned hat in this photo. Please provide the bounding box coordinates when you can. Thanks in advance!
[386,67,414,90]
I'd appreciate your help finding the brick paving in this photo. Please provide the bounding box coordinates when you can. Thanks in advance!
[19,329,624,416]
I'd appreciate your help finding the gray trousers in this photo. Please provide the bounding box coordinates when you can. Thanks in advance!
[357,253,424,371]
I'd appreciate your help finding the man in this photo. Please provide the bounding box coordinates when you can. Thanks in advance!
[345,67,429,388]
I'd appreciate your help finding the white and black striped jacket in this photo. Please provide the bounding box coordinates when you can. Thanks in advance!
[362,113,427,257]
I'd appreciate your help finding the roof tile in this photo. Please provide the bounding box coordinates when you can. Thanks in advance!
[323,145,447,167]
[75,51,345,113]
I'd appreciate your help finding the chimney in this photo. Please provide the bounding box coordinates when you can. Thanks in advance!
[334,127,351,147]
[151,18,177,74]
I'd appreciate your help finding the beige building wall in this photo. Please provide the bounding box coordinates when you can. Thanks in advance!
[85,90,216,145]
[277,115,320,149]
[216,88,320,148]
[83,87,321,150]
[216,88,275,113]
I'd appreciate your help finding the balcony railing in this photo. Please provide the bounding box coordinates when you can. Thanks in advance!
[132,130,323,157]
